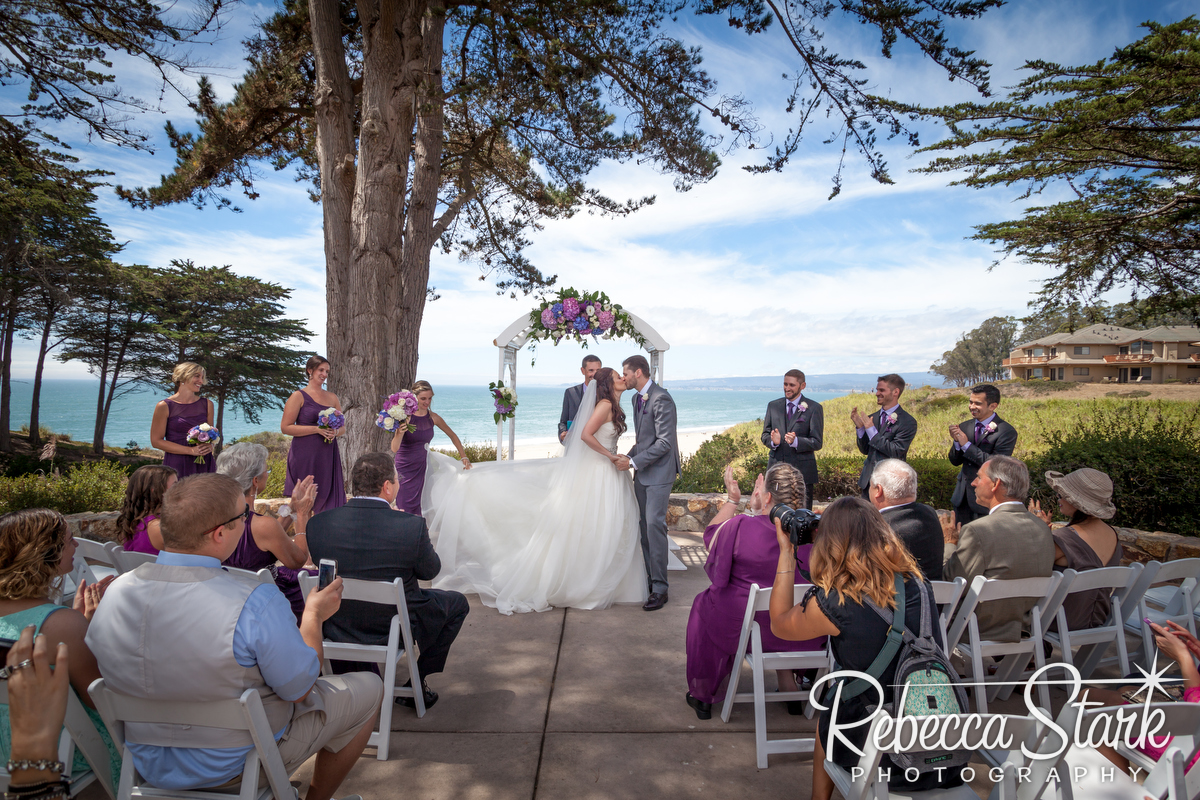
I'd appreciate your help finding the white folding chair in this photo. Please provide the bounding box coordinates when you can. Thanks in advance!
[825,712,1037,800]
[74,538,121,581]
[226,566,277,585]
[1043,565,1139,679]
[1113,701,1200,800]
[1124,559,1200,667]
[88,679,296,800]
[717,582,833,768]
[0,681,114,798]
[947,574,1063,713]
[61,553,103,606]
[297,573,423,760]
[931,578,968,649]
[1078,559,1161,677]
[108,546,157,574]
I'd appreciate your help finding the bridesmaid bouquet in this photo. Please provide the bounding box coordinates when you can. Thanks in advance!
[317,407,344,443]
[376,390,418,434]
[489,381,518,423]
[186,423,221,463]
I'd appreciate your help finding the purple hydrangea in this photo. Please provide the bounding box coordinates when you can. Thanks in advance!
[596,310,615,330]
[540,307,557,328]
[573,316,589,332]
[562,297,581,318]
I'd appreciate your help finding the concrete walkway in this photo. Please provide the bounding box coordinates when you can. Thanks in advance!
[291,531,824,799]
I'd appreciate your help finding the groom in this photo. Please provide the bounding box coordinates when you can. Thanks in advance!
[616,355,681,611]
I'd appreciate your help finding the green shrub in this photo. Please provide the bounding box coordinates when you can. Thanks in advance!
[1106,390,1151,398]
[260,455,288,498]
[0,460,128,515]
[1027,402,1200,536]
[231,431,292,459]
[433,442,498,463]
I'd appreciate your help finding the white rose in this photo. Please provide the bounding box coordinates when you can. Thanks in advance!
[799,402,808,411]
[383,417,396,430]
[323,406,337,415]
[388,406,406,421]
[198,423,212,431]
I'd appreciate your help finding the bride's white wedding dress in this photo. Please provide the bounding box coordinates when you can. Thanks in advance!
[420,383,648,615]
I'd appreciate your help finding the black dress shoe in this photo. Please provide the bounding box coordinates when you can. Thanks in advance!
[395,679,438,710]
[686,692,712,720]
[643,591,668,611]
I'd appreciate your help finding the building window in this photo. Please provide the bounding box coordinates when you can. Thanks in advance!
[1057,368,1065,380]
[1030,368,1044,379]
[1031,347,1045,356]
[1131,367,1152,381]
[1074,346,1090,355]
[1073,367,1090,376]
[1130,340,1155,354]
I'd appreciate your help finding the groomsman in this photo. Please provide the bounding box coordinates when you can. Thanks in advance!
[852,374,917,498]
[558,355,602,441]
[948,383,1018,526]
[760,369,823,509]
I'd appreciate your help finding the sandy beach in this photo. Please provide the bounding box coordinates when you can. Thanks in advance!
[505,424,736,461]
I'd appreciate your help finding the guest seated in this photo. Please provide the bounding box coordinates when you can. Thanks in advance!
[767,497,947,799]
[3,625,73,800]
[1029,468,1122,630]
[866,458,943,580]
[684,463,826,721]
[943,455,1054,642]
[115,465,178,554]
[306,452,469,711]
[86,473,381,800]
[0,508,120,781]
[216,442,317,620]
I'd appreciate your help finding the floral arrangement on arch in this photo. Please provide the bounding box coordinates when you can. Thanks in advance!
[528,288,646,349]
[489,381,518,423]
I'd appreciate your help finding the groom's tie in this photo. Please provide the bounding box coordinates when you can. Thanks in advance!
[635,393,644,415]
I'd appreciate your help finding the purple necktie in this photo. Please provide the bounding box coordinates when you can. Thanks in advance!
[787,402,796,422]
[635,394,644,414]
[976,421,985,443]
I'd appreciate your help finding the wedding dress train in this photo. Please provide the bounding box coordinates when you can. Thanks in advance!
[421,383,648,615]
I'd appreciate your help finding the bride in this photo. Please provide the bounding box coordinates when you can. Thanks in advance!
[420,367,648,614]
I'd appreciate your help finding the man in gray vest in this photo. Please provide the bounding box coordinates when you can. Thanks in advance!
[87,473,382,800]
[559,355,602,441]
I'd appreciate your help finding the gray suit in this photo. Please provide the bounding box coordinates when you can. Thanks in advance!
[558,383,586,438]
[761,394,823,509]
[948,414,1018,524]
[627,381,681,594]
[943,503,1055,642]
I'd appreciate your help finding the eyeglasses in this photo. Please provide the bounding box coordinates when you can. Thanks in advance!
[217,503,252,529]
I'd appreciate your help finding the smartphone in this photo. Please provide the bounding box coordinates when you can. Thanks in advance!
[317,559,337,590]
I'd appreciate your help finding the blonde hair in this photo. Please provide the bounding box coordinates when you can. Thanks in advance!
[764,463,805,509]
[172,362,206,390]
[809,496,922,609]
[0,508,70,600]
[160,473,245,550]
[411,380,433,396]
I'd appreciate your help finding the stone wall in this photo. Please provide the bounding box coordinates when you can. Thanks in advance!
[65,498,291,544]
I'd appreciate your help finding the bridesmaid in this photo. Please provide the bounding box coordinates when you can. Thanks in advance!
[150,362,216,476]
[391,380,471,516]
[281,355,347,514]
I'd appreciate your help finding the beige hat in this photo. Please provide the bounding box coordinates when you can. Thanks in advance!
[1045,468,1116,520]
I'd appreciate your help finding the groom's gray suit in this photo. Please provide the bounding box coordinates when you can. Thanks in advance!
[627,380,681,595]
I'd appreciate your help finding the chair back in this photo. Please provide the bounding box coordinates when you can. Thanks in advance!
[225,566,277,586]
[75,538,120,570]
[947,574,1061,649]
[931,577,967,646]
[88,679,295,800]
[109,547,157,574]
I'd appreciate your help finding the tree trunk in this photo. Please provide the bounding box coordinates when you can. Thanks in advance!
[29,306,58,448]
[0,301,17,452]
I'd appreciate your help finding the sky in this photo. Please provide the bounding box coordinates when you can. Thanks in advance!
[4,0,1189,386]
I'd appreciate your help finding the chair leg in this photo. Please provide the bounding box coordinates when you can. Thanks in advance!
[376,654,398,761]
[753,654,768,769]
[720,656,742,723]
[406,650,425,718]
[1116,626,1130,677]
[970,647,988,714]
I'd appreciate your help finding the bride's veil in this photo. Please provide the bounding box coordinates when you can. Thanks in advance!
[559,380,601,470]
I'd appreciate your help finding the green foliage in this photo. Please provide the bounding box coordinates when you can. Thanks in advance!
[259,455,288,499]
[0,461,128,515]
[432,443,498,463]
[1027,402,1200,536]
[1107,390,1151,398]
[910,18,1200,315]
[930,316,1018,386]
[18,425,69,441]
[231,431,292,458]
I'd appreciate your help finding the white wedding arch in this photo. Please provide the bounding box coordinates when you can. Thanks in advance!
[492,310,670,460]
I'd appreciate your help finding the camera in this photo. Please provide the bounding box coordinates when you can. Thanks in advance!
[769,503,820,547]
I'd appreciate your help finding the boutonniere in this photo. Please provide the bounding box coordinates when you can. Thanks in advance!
[987,421,997,433]
[887,412,898,425]
[640,392,650,412]
[799,401,808,412]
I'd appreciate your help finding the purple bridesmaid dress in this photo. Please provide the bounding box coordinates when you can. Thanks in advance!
[685,514,826,704]
[285,390,346,515]
[161,398,216,477]
[223,512,305,621]
[394,412,435,515]
[124,515,160,555]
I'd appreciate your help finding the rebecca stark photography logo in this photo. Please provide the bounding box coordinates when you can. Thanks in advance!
[812,657,1182,785]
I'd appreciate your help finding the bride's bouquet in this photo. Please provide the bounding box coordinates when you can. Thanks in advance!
[376,390,418,434]
[317,407,344,443]
[186,423,221,463]
[489,381,518,423]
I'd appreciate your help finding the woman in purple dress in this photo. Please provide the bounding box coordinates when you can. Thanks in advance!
[217,442,317,620]
[390,380,472,516]
[281,355,346,514]
[150,362,216,476]
[115,465,177,555]
[684,462,827,720]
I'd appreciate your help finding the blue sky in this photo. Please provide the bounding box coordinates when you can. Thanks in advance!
[5,0,1188,386]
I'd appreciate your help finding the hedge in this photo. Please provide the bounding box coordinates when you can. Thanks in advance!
[0,461,129,515]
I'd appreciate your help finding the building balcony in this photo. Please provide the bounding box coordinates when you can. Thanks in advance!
[1191,353,1200,362]
[1003,356,1050,366]
[1103,354,1154,363]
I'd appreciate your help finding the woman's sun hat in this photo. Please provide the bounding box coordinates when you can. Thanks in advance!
[1045,468,1116,520]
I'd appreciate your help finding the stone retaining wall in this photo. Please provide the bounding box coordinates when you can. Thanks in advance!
[65,493,1197,567]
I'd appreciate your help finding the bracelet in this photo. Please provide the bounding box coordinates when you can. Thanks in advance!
[777,570,795,574]
[4,761,66,776]
[5,779,70,800]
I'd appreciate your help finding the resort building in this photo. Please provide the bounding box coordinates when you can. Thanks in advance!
[1003,324,1200,384]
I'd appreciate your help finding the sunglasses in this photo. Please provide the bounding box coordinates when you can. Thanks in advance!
[217,503,252,530]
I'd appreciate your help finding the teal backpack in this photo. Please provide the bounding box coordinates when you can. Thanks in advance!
[839,575,972,774]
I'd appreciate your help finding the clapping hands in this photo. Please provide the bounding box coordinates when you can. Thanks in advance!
[850,407,869,430]
[948,423,967,446]
[292,475,318,517]
[71,575,114,621]
[1027,499,1052,527]
[722,465,741,504]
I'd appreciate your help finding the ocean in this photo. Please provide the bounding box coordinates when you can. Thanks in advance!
[6,379,849,450]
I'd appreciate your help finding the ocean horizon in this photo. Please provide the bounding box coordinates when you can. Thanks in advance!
[6,379,851,450]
